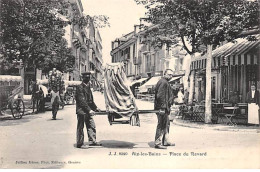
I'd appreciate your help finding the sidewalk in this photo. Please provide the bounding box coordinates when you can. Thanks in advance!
[135,98,260,133]
[173,118,260,133]
[1,93,259,133]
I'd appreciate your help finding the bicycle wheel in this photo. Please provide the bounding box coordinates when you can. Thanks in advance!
[11,99,25,119]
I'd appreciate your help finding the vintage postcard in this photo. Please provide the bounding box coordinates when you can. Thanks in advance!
[0,0,259,169]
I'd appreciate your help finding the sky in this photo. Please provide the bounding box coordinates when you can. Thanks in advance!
[81,0,147,64]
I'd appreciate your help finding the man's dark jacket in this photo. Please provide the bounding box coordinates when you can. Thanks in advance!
[154,77,174,112]
[246,90,259,106]
[75,82,97,115]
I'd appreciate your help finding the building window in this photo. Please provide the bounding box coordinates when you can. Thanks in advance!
[127,47,130,59]
[145,54,151,72]
[133,44,136,60]
[121,50,124,57]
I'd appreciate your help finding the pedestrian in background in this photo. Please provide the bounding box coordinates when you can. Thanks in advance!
[177,86,184,104]
[197,88,204,103]
[154,69,175,149]
[246,84,260,125]
[30,80,39,113]
[246,85,259,105]
[38,85,47,113]
[75,72,102,149]
[184,88,189,105]
[51,88,60,120]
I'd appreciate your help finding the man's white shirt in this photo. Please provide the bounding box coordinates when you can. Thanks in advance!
[252,90,255,99]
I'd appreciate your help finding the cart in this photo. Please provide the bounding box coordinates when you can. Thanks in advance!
[64,86,75,105]
[0,75,25,119]
[63,80,81,105]
[36,79,65,110]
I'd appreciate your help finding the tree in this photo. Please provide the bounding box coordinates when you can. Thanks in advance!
[135,0,258,123]
[75,14,110,29]
[0,0,75,75]
[135,0,207,105]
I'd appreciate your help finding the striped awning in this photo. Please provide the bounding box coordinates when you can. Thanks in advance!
[191,34,259,70]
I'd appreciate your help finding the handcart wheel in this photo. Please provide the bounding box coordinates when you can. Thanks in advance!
[0,109,6,116]
[11,99,25,119]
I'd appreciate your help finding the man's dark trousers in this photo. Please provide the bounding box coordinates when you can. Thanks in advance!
[155,110,170,146]
[76,113,96,147]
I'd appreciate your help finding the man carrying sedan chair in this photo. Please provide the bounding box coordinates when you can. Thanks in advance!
[75,72,102,149]
[154,69,176,149]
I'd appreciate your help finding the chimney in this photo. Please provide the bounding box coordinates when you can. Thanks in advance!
[134,25,140,35]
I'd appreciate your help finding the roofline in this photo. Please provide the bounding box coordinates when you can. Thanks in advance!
[238,29,259,38]
[110,37,137,55]
[110,24,159,54]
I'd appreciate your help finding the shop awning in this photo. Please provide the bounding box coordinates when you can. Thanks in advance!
[191,34,259,70]
[139,76,161,93]
[131,78,148,86]
[0,75,22,82]
[169,76,182,82]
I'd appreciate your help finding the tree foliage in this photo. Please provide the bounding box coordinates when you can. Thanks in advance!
[73,14,110,29]
[136,0,258,123]
[135,0,259,54]
[0,0,75,74]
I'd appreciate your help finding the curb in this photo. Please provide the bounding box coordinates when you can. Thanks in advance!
[172,119,260,133]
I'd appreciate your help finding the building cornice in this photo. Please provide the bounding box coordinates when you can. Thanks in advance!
[111,37,137,55]
[110,24,159,55]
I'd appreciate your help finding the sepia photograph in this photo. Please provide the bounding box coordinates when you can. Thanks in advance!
[0,0,259,169]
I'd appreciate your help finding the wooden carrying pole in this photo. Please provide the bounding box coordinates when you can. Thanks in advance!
[94,110,161,115]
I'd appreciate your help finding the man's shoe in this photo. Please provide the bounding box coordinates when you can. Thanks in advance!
[155,145,167,149]
[76,145,88,149]
[76,144,82,148]
[89,143,102,146]
[164,142,175,146]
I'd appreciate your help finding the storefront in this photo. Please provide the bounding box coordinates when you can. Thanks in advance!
[190,34,259,103]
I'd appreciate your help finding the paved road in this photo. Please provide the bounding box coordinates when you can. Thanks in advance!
[0,92,259,169]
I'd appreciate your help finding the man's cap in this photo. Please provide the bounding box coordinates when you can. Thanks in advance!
[81,72,91,76]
